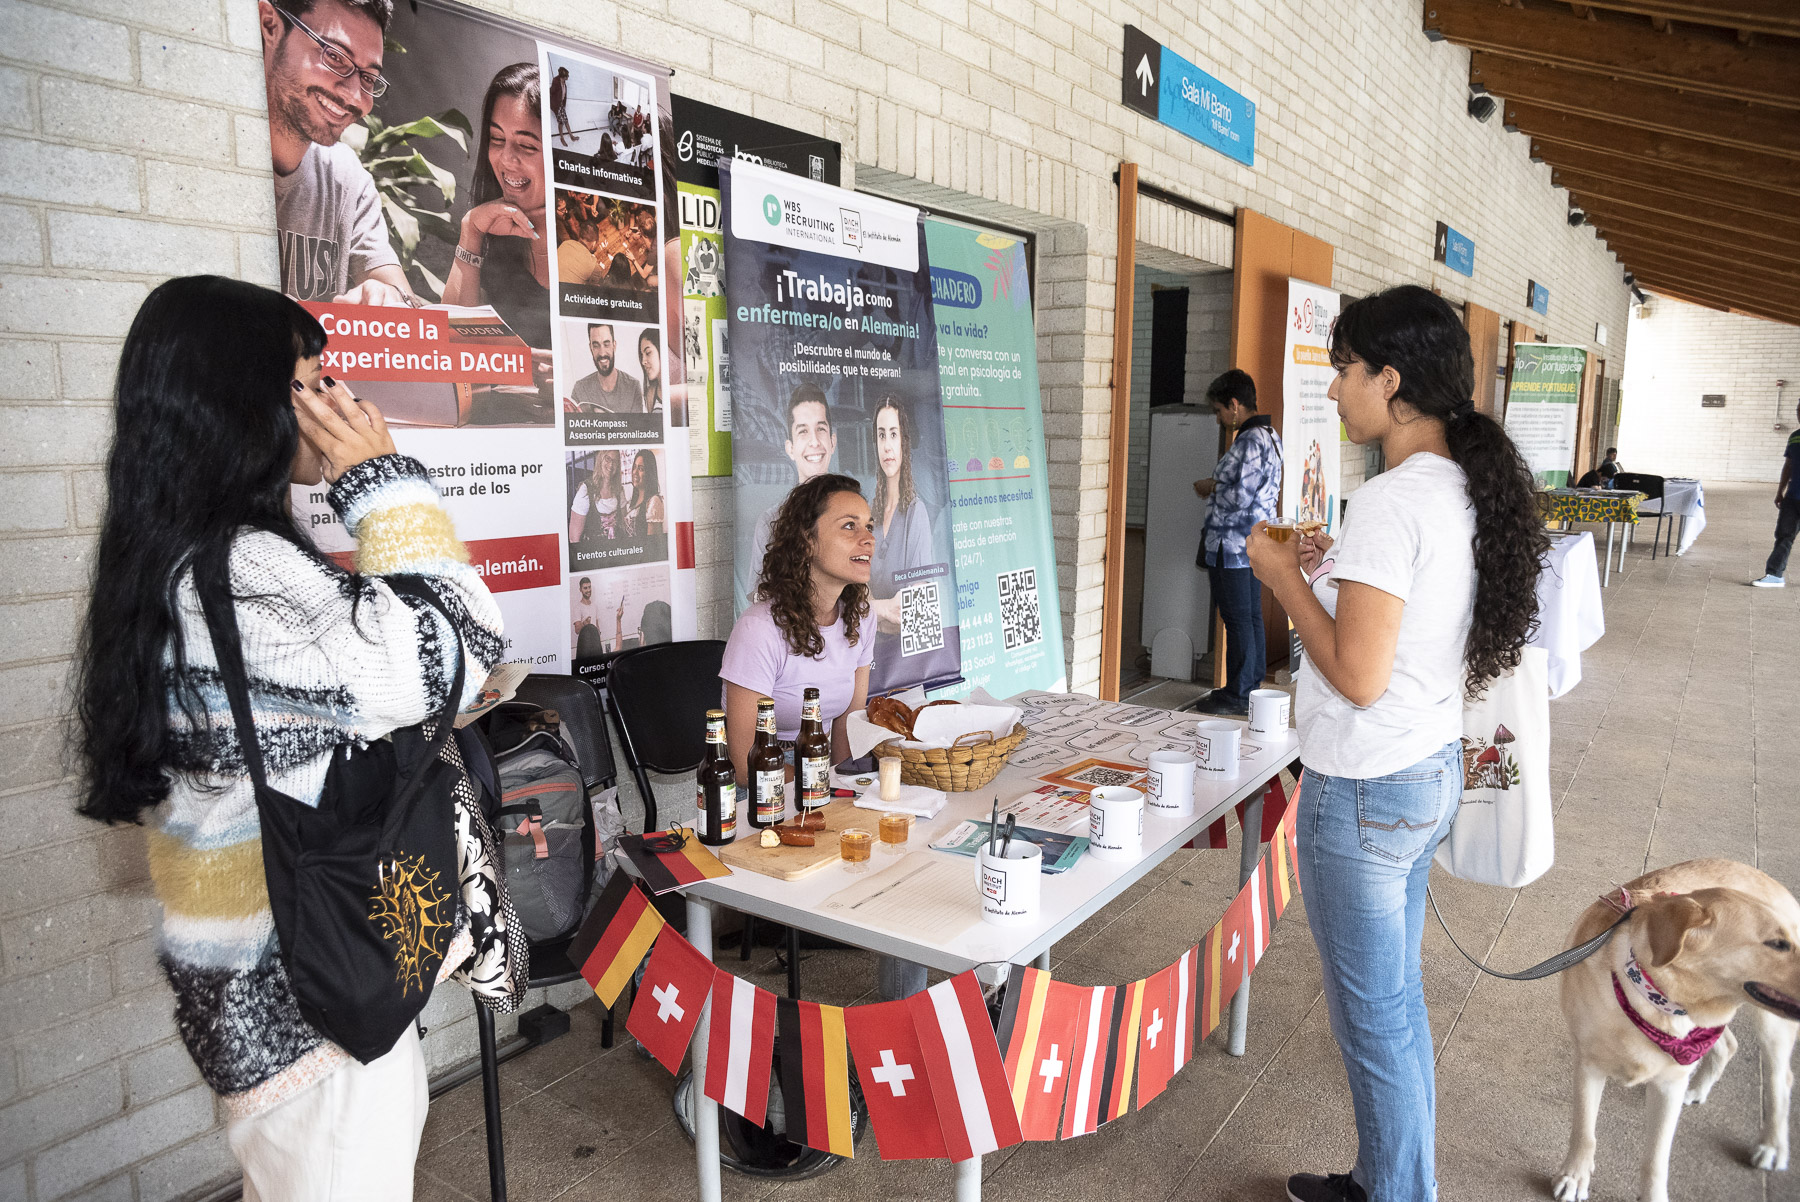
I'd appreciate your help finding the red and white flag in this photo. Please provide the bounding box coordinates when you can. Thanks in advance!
[625,929,714,1073]
[844,998,948,1160]
[1218,884,1253,1002]
[1173,943,1199,1071]
[1249,859,1271,967]
[1060,984,1116,1139]
[906,972,1024,1160]
[996,968,1090,1141]
[1135,962,1179,1108]
[702,969,776,1126]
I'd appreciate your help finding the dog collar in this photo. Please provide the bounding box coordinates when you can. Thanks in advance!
[1622,948,1686,1018]
[1610,973,1723,1066]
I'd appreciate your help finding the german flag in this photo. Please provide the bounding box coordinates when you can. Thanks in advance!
[569,872,664,1008]
[777,997,854,1157]
[1097,977,1143,1125]
[1282,792,1302,897]
[1199,921,1226,1042]
[617,828,732,895]
[997,968,1088,1140]
[1267,824,1294,919]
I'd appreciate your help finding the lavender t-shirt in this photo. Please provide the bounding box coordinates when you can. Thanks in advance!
[720,601,874,740]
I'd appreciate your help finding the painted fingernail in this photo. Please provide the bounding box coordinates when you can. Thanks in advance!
[322,375,336,387]
[291,380,304,392]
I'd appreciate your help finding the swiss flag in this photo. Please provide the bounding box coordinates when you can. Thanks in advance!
[625,929,714,1073]
[1135,963,1179,1108]
[702,969,776,1126]
[906,972,1024,1160]
[997,969,1090,1141]
[1217,884,1253,1003]
[844,999,948,1160]
[1060,984,1116,1139]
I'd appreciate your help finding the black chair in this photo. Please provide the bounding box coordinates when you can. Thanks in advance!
[1612,471,1675,559]
[471,674,617,1202]
[605,639,726,834]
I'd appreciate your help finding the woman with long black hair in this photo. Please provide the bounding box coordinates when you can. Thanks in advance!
[74,276,502,1197]
[1247,285,1546,1202]
[622,447,664,539]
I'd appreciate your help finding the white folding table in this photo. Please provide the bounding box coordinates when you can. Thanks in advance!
[670,693,1301,1202]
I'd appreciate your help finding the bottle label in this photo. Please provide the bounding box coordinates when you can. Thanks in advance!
[697,781,736,840]
[756,709,776,735]
[800,755,830,807]
[802,697,821,722]
[705,717,726,744]
[755,770,785,824]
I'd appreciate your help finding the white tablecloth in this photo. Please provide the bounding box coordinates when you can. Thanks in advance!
[1531,530,1604,698]
[1644,478,1705,554]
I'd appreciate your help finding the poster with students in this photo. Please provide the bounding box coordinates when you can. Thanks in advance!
[1281,278,1341,532]
[259,0,694,673]
[722,159,963,695]
[923,217,1066,698]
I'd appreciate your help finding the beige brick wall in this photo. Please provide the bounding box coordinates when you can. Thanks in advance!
[0,0,1632,1196]
[1618,295,1799,484]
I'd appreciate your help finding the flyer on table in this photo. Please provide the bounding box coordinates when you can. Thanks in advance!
[722,159,963,695]
[923,217,1066,699]
[263,0,694,674]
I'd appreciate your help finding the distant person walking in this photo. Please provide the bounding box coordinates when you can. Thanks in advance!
[1752,400,1800,587]
[550,65,571,146]
[1193,368,1282,716]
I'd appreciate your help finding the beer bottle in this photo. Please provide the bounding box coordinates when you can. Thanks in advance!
[695,709,736,845]
[796,686,831,815]
[747,697,786,829]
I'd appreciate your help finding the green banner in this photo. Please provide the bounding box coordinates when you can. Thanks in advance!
[924,218,1066,698]
[1503,343,1586,488]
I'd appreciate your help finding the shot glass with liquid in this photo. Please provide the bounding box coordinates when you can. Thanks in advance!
[878,811,912,853]
[840,828,874,873]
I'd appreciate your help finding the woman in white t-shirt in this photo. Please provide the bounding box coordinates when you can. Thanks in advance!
[1248,286,1546,1202]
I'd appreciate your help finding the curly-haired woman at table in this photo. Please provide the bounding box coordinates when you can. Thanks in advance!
[1248,285,1546,1202]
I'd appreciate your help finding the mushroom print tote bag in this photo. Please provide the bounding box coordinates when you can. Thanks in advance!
[1434,645,1554,888]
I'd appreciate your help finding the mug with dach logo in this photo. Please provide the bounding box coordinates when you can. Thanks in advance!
[1196,720,1241,775]
[976,841,1042,925]
[1088,786,1145,861]
[1248,689,1291,735]
[1145,749,1196,817]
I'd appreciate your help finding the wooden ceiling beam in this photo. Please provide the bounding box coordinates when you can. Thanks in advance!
[1636,271,1800,318]
[1568,1,1800,40]
[1509,105,1800,194]
[1632,277,1800,326]
[1601,232,1800,285]
[1469,53,1800,158]
[1568,187,1800,247]
[1424,0,1800,107]
[1545,154,1795,223]
[1610,245,1800,299]
[1582,204,1800,267]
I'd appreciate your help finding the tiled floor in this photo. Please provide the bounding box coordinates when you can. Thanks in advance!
[418,483,1800,1202]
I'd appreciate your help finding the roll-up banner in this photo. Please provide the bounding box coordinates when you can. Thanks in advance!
[923,218,1066,698]
[1503,344,1587,488]
[265,0,692,676]
[1280,279,1341,533]
[672,98,842,479]
[722,159,962,695]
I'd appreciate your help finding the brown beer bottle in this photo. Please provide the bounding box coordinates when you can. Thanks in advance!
[796,686,831,815]
[747,697,786,829]
[695,709,736,845]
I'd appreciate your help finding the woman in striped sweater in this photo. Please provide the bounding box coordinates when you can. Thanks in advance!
[74,277,503,1197]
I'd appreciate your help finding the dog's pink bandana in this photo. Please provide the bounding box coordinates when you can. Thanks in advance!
[1610,973,1723,1066]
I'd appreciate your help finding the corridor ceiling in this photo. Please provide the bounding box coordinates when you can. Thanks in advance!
[1425,0,1800,327]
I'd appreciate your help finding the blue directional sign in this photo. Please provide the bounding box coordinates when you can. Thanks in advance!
[1435,222,1475,277]
[1529,279,1550,315]
[1121,26,1256,168]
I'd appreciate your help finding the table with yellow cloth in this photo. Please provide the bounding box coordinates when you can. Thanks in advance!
[1537,488,1644,586]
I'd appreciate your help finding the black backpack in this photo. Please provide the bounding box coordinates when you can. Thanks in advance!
[199,573,464,1065]
[484,703,595,942]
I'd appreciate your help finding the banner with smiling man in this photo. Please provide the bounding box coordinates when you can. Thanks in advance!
[722,159,962,694]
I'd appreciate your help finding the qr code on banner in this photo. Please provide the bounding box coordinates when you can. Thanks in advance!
[1066,764,1139,789]
[900,582,944,656]
[997,567,1043,650]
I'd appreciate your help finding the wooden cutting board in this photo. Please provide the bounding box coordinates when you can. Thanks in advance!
[717,799,872,881]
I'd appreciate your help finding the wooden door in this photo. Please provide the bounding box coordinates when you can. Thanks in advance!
[1463,302,1501,416]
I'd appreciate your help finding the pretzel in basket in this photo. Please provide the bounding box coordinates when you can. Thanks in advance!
[866,696,960,739]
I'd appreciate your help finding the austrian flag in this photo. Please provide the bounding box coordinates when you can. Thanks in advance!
[625,929,714,1073]
[906,973,1024,1160]
[703,970,777,1126]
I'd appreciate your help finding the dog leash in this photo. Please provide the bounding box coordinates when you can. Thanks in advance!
[1426,886,1634,981]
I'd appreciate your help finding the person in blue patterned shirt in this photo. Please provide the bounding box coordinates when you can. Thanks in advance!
[1193,369,1284,715]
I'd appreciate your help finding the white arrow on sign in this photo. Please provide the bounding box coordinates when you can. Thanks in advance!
[1136,53,1155,97]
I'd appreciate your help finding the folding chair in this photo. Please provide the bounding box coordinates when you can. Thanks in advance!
[1612,472,1674,559]
[470,673,616,1202]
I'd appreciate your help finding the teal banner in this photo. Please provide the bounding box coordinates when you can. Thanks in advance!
[924,218,1067,698]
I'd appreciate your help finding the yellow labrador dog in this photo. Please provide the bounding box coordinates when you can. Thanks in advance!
[1554,859,1800,1202]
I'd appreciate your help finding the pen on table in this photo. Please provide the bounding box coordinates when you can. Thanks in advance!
[1000,814,1016,857]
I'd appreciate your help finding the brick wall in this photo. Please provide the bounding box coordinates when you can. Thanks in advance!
[0,0,1632,1196]
[1618,295,1799,484]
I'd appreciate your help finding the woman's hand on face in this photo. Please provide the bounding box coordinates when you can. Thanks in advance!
[461,200,540,245]
[1245,521,1303,589]
[1298,531,1334,577]
[292,377,396,484]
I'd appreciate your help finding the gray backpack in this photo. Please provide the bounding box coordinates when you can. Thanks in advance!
[490,711,591,942]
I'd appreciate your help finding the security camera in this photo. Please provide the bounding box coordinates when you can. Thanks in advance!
[1568,210,1587,227]
[1467,95,1497,123]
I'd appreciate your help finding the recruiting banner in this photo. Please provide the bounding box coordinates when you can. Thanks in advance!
[923,217,1066,698]
[673,97,841,478]
[1503,343,1587,488]
[1280,279,1341,532]
[264,0,694,675]
[722,159,962,694]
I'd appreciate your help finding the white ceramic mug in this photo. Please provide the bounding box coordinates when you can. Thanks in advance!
[1145,750,1196,817]
[1087,786,1145,861]
[977,841,1043,925]
[1248,689,1291,735]
[1196,720,1241,774]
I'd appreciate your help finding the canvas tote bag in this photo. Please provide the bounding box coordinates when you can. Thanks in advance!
[1433,645,1554,887]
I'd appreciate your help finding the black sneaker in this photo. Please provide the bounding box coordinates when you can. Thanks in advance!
[1192,691,1248,717]
[1287,1173,1367,1202]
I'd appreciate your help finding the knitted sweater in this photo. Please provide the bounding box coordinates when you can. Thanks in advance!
[147,454,505,1119]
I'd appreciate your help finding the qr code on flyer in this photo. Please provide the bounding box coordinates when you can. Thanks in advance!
[997,567,1043,650]
[1066,764,1138,789]
[900,582,944,656]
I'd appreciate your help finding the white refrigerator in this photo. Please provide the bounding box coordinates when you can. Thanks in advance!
[1142,406,1221,680]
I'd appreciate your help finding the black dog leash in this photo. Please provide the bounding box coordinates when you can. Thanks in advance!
[1427,886,1634,982]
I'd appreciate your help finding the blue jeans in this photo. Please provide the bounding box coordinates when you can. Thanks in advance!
[1296,741,1463,1202]
[1206,562,1264,705]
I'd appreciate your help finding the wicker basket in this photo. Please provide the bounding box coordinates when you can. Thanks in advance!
[872,723,1029,793]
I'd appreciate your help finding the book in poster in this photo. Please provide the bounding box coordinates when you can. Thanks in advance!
[721,159,963,696]
[260,0,693,672]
